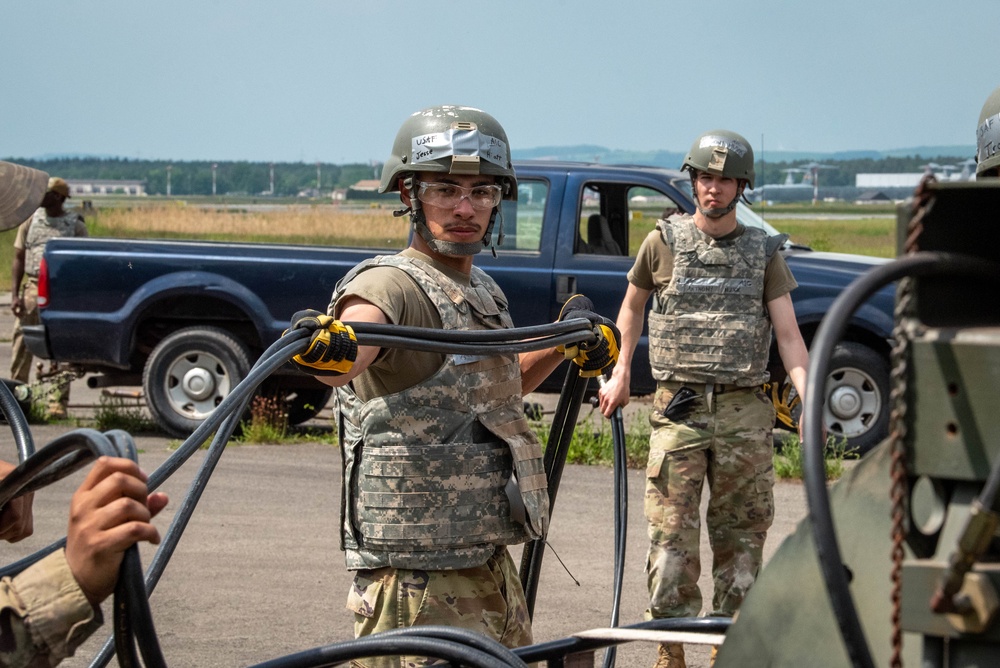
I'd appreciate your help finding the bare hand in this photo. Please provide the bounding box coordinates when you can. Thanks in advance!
[598,374,630,418]
[0,460,34,543]
[10,298,23,318]
[65,457,169,605]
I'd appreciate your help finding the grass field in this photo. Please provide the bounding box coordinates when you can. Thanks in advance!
[0,201,899,289]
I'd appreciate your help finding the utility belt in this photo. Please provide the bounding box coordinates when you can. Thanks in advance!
[658,379,760,414]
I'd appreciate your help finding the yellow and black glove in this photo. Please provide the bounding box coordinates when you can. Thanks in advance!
[556,295,621,378]
[285,309,358,376]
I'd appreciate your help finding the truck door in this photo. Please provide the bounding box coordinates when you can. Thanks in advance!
[553,172,690,395]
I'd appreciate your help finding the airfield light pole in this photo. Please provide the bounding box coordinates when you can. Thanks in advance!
[269,163,275,196]
[212,163,218,197]
[166,164,172,197]
[316,161,321,193]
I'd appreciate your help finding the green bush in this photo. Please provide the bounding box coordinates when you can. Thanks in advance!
[93,394,157,433]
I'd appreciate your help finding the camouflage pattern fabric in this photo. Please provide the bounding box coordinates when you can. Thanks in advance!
[648,215,772,387]
[332,254,548,571]
[644,383,775,619]
[346,548,532,668]
[22,210,87,278]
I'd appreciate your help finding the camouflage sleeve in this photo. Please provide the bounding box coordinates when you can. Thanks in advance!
[0,550,103,667]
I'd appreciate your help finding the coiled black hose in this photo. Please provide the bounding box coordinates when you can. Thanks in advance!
[802,251,1000,668]
[2,316,652,668]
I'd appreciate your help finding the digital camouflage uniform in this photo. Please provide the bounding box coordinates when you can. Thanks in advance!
[0,549,102,667]
[11,209,87,411]
[330,253,548,668]
[641,214,786,620]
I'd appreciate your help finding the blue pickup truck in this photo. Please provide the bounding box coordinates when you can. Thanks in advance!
[26,160,895,451]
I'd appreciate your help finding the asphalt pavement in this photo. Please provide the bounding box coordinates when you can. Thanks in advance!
[0,291,811,668]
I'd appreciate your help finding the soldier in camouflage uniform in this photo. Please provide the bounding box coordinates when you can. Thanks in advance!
[598,131,810,668]
[10,176,88,418]
[287,106,617,668]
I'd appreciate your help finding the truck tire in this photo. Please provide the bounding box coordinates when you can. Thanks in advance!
[143,327,252,438]
[772,341,890,455]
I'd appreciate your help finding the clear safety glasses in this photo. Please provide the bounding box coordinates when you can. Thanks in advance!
[416,182,502,210]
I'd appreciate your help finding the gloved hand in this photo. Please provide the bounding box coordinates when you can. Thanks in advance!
[556,295,621,377]
[285,309,358,376]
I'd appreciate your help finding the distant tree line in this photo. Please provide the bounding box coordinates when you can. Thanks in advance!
[0,157,383,197]
[1,154,975,196]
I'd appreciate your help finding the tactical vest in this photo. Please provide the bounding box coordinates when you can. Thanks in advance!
[647,215,774,387]
[334,254,549,571]
[23,210,85,278]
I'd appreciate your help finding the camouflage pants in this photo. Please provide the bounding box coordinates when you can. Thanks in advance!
[10,280,71,412]
[10,280,38,383]
[644,383,775,620]
[346,548,532,668]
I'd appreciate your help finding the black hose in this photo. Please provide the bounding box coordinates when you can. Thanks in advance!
[601,383,628,668]
[89,319,602,667]
[0,379,34,461]
[3,318,605,667]
[803,251,1000,668]
[519,363,590,617]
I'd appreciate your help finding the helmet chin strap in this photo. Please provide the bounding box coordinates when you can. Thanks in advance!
[401,176,504,257]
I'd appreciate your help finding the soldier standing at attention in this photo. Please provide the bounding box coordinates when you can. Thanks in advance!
[10,176,88,418]
[597,131,810,668]
[286,105,618,667]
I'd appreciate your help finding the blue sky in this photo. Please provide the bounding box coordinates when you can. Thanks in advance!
[1,1,993,164]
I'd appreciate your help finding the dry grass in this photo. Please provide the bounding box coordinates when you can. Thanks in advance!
[94,204,409,248]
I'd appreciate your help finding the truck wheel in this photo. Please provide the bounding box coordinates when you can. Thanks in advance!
[772,341,890,455]
[143,327,252,438]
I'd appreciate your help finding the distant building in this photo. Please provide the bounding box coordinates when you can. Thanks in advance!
[66,179,146,196]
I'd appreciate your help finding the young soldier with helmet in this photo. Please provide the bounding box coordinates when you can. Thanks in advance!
[287,105,618,666]
[598,131,810,668]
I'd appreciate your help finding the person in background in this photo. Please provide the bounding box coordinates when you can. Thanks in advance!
[10,175,88,419]
[0,160,169,667]
[598,131,810,668]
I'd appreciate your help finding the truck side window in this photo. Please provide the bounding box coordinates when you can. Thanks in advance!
[577,184,626,256]
[626,186,683,258]
[496,178,547,252]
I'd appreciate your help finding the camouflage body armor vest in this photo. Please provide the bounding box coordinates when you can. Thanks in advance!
[24,210,84,278]
[334,255,549,570]
[647,214,775,387]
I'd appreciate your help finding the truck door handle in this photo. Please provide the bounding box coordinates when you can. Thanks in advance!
[556,275,577,304]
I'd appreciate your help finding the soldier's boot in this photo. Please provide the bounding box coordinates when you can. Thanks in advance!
[653,642,685,668]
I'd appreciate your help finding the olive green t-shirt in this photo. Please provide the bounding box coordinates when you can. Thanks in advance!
[627,220,798,302]
[334,248,470,402]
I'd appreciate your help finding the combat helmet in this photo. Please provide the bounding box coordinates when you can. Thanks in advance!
[379,105,517,256]
[681,130,755,218]
[681,129,756,188]
[976,86,1000,177]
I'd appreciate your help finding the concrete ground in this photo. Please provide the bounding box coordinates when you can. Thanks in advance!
[0,292,812,668]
